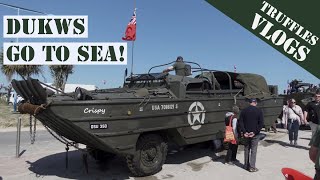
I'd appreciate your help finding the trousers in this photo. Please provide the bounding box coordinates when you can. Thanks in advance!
[287,119,299,141]
[244,135,259,169]
[310,122,318,137]
[314,169,320,180]
[225,143,238,162]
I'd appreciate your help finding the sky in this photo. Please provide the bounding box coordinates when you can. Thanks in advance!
[0,0,319,92]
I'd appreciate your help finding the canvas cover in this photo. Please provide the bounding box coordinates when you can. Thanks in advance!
[237,73,271,98]
[196,72,221,90]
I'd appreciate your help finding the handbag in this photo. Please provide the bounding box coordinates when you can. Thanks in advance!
[224,115,237,144]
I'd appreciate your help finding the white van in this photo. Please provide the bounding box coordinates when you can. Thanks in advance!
[9,92,24,105]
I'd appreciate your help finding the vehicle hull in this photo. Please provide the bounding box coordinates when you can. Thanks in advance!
[35,96,282,155]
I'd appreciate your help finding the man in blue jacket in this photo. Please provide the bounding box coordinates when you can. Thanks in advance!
[238,98,264,172]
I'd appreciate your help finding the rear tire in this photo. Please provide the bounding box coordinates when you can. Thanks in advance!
[126,134,168,177]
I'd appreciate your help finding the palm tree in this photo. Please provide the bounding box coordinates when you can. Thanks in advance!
[0,49,42,80]
[49,65,74,92]
[1,49,43,106]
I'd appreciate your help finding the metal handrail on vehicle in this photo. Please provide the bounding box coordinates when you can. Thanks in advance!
[148,61,175,74]
[37,80,72,97]
[147,61,204,76]
[233,88,244,105]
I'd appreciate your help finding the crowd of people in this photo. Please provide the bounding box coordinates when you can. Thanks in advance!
[222,90,320,179]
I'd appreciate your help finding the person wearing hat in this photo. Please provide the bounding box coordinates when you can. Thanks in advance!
[163,56,188,76]
[304,89,320,137]
[238,98,264,172]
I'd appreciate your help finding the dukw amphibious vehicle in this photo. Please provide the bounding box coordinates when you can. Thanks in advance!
[12,61,283,176]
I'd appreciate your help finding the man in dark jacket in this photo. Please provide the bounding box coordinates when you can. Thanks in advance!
[238,98,264,172]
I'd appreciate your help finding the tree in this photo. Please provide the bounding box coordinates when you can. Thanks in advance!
[1,50,41,105]
[0,49,42,80]
[49,65,74,92]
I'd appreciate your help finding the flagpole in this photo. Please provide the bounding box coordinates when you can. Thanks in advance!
[130,0,137,78]
[234,65,237,80]
[131,0,136,76]
[131,41,135,76]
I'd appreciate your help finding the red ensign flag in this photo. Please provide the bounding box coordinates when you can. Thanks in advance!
[122,8,136,41]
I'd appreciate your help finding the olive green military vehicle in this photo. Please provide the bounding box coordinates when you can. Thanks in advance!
[281,80,319,109]
[12,61,283,176]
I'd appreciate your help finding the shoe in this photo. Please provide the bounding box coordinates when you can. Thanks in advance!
[226,161,234,165]
[290,141,293,145]
[249,167,259,172]
[294,141,297,146]
[232,159,240,163]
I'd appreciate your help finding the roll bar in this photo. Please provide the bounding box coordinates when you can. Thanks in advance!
[147,61,204,75]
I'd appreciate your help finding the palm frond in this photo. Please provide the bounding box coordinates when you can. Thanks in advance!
[49,65,74,92]
[1,49,43,80]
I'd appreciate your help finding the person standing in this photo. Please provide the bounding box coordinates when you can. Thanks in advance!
[238,98,264,172]
[282,98,304,145]
[304,90,320,136]
[163,56,188,76]
[224,106,240,165]
[309,126,320,180]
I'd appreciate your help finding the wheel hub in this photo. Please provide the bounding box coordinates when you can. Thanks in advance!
[141,144,159,166]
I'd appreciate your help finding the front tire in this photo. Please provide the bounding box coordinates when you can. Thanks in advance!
[126,134,168,177]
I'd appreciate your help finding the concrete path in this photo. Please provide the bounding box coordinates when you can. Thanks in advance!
[0,128,315,180]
